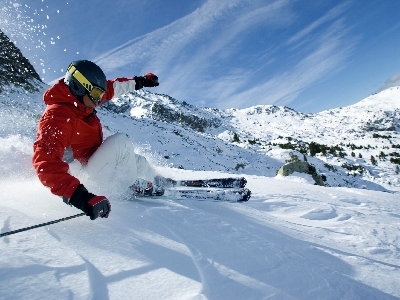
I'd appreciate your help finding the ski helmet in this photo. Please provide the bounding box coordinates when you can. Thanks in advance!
[64,60,107,100]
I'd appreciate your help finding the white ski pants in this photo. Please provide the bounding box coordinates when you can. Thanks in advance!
[70,133,155,196]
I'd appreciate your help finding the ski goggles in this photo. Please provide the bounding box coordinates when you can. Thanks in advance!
[67,64,105,104]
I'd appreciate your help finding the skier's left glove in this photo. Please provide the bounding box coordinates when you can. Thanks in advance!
[66,184,111,220]
[134,73,159,90]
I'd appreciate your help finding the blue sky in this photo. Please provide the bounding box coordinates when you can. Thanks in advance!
[1,0,400,112]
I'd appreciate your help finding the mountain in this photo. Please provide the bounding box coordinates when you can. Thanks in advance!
[0,29,42,93]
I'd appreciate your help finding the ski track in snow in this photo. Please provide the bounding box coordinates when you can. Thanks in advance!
[123,186,400,299]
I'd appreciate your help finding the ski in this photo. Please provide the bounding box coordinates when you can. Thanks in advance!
[132,179,251,202]
[153,176,247,189]
[177,177,247,188]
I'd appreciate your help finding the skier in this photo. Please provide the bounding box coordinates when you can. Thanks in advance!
[32,60,159,220]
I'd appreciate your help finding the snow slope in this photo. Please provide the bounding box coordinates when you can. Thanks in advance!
[0,86,400,299]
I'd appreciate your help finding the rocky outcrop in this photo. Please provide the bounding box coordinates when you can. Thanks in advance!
[0,29,41,93]
[277,161,325,186]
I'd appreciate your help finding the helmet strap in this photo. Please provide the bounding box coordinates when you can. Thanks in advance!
[76,95,84,104]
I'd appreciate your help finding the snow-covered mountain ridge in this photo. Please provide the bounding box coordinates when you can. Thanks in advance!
[103,86,400,145]
[229,87,400,143]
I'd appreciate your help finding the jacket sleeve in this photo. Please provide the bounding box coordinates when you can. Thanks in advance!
[32,106,80,199]
[101,77,137,102]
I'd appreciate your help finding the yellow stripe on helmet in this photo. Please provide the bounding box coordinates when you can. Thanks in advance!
[67,64,94,93]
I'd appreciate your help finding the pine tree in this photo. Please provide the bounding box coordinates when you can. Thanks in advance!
[378,151,387,161]
[309,141,321,156]
[233,132,240,143]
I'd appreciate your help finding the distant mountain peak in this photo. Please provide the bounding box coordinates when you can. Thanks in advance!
[350,86,400,110]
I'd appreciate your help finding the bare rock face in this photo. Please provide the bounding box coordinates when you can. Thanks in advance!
[0,29,41,93]
[277,161,325,186]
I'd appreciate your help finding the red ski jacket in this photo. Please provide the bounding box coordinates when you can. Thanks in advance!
[32,77,136,199]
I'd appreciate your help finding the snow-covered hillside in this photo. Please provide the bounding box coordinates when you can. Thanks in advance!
[97,86,400,192]
[1,85,400,299]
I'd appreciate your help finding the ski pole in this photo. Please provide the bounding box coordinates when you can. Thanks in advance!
[0,212,86,238]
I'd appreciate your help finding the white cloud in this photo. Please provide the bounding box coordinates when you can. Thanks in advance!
[94,0,295,104]
[286,1,351,46]
[219,20,357,109]
[379,72,400,91]
[95,0,248,73]
[93,0,357,110]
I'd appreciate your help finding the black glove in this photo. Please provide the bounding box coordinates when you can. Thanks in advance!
[134,73,159,90]
[66,184,111,220]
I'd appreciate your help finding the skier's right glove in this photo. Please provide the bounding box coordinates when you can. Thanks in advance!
[66,184,111,220]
